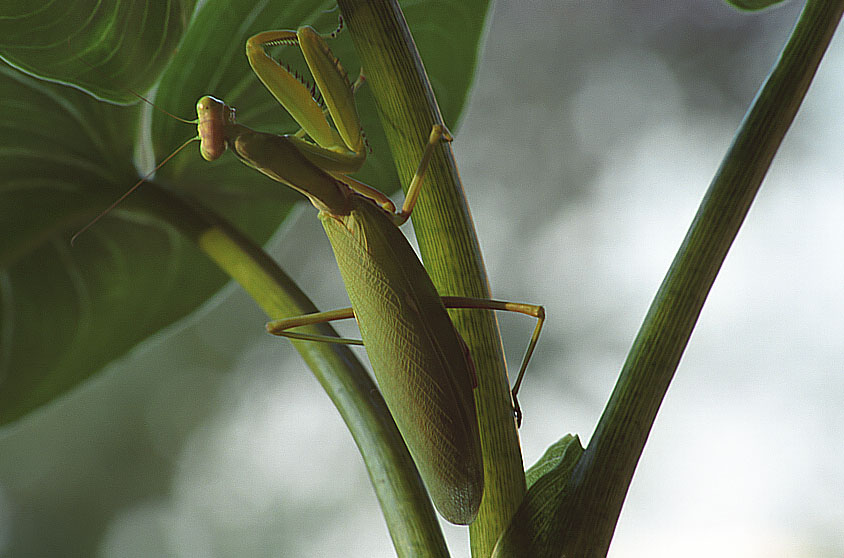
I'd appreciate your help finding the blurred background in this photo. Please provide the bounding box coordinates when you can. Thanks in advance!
[2,0,843,556]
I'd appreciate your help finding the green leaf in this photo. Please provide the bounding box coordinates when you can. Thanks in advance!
[725,0,789,11]
[524,434,583,489]
[0,0,196,104]
[491,435,584,558]
[0,0,486,425]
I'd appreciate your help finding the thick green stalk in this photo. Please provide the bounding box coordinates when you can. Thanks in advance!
[137,184,449,558]
[552,2,844,556]
[337,1,525,555]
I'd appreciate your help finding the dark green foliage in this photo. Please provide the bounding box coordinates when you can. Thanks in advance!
[0,0,486,425]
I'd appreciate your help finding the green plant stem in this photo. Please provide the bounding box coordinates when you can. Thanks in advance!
[337,1,525,554]
[557,1,844,555]
[137,184,449,558]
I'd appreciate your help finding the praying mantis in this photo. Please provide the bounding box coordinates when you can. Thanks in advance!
[79,23,544,525]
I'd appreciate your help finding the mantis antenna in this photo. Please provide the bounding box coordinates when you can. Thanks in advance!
[69,53,203,245]
[69,135,198,245]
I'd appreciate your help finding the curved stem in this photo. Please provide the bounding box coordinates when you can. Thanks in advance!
[556,2,844,555]
[337,1,524,554]
[137,184,450,558]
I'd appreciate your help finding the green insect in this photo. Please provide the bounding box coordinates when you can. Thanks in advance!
[77,24,545,525]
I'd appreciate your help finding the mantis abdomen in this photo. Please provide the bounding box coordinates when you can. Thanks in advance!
[321,196,483,524]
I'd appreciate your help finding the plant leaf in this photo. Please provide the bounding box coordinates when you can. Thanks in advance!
[0,0,486,425]
[725,0,789,11]
[0,0,196,104]
[524,434,583,490]
[0,0,484,424]
[491,435,585,558]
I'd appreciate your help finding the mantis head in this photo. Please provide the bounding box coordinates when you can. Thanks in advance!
[196,96,237,162]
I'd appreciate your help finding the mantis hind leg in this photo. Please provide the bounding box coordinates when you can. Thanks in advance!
[266,307,362,345]
[440,296,545,427]
[267,295,545,426]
